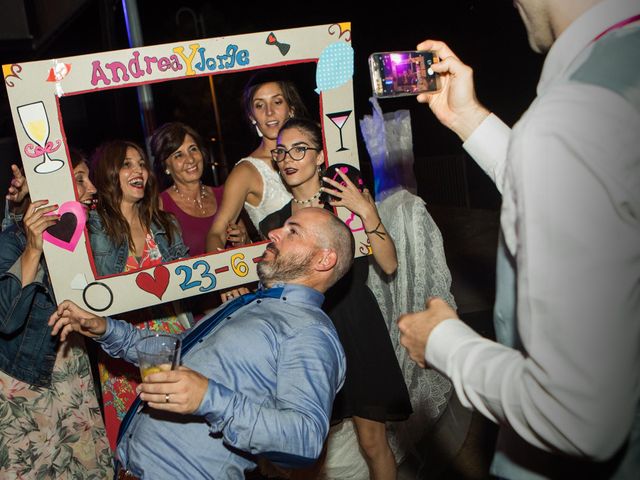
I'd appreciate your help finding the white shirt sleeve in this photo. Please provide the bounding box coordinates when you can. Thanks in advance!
[462,113,511,193]
[426,83,640,461]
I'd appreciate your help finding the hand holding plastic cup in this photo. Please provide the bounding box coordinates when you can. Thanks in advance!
[135,333,181,380]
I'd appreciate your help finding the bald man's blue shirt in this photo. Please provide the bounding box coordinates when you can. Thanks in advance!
[96,284,346,479]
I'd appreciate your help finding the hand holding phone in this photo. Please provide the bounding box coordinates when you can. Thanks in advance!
[320,164,364,204]
[369,50,441,98]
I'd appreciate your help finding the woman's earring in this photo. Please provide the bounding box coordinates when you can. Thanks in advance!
[165,169,170,175]
[251,120,263,138]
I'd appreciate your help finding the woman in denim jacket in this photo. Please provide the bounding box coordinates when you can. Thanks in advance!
[88,140,192,450]
[0,152,112,478]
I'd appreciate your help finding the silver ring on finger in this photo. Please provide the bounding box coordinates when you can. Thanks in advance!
[165,393,170,404]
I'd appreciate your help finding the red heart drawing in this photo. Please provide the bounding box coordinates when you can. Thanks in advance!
[135,265,170,300]
[266,33,276,44]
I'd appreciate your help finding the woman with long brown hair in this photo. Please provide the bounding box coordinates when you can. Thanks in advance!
[205,72,309,251]
[89,139,191,449]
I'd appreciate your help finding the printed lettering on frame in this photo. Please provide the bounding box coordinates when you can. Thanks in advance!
[3,23,366,316]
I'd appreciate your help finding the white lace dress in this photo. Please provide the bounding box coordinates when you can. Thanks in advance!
[236,157,292,229]
[320,189,457,479]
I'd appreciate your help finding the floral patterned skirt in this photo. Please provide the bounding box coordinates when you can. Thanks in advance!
[0,335,113,479]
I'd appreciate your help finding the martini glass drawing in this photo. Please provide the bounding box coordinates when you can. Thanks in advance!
[326,110,352,152]
[17,101,64,173]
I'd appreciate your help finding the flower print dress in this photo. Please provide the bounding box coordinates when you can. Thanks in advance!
[0,335,113,479]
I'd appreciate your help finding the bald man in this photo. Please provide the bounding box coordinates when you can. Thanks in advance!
[50,208,355,479]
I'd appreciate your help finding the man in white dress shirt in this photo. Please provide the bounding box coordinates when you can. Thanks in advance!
[397,0,640,478]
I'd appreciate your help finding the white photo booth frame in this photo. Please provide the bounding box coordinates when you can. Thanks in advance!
[3,22,371,316]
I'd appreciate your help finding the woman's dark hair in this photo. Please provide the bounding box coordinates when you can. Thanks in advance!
[278,117,323,149]
[149,122,207,184]
[92,140,178,249]
[69,147,88,169]
[241,70,309,125]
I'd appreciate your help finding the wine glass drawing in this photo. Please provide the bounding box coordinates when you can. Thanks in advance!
[326,110,352,152]
[17,101,64,173]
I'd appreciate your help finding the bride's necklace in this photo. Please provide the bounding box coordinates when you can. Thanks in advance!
[173,182,208,214]
[292,189,322,206]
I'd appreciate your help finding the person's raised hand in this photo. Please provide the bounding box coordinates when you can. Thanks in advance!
[6,164,29,203]
[416,39,490,141]
[49,300,107,342]
[322,168,376,222]
[23,200,58,255]
[227,222,248,246]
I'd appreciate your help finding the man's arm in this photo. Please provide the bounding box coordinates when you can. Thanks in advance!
[49,300,145,365]
[405,84,640,461]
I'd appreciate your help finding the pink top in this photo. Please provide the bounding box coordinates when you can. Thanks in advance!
[160,186,224,256]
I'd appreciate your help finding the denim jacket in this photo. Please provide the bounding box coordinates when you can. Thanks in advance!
[88,210,188,276]
[87,211,193,328]
[0,225,58,386]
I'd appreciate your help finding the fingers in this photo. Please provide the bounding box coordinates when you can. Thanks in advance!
[321,171,358,202]
[416,39,460,62]
[138,367,207,414]
[138,379,189,412]
[48,300,107,338]
[7,165,28,201]
[426,296,448,308]
[323,168,357,191]
[23,201,59,248]
[226,223,248,245]
[11,164,24,180]
[220,287,247,302]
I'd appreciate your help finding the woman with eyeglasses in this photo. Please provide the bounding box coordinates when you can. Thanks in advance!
[205,72,309,252]
[260,118,412,480]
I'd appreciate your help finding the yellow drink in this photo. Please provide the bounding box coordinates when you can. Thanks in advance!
[140,362,172,379]
[26,120,47,143]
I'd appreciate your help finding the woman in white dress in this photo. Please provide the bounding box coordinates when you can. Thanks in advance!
[205,72,308,251]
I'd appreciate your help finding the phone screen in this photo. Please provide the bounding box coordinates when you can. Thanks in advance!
[369,51,440,98]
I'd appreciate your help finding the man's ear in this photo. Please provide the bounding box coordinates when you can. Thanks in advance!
[314,248,337,273]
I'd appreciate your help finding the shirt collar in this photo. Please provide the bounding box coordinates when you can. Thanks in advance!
[538,0,639,93]
[259,282,325,308]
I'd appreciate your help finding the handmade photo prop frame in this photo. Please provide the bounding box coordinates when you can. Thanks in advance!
[3,23,370,316]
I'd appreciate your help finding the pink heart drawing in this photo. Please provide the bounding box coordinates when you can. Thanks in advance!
[42,201,86,252]
[135,265,170,300]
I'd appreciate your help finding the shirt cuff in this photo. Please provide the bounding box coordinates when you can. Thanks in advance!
[195,379,235,430]
[96,317,119,343]
[425,318,481,373]
[462,113,510,190]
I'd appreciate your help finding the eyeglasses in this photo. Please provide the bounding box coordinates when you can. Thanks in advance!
[271,146,321,163]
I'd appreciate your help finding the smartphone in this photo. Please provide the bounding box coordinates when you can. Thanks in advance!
[369,50,441,98]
